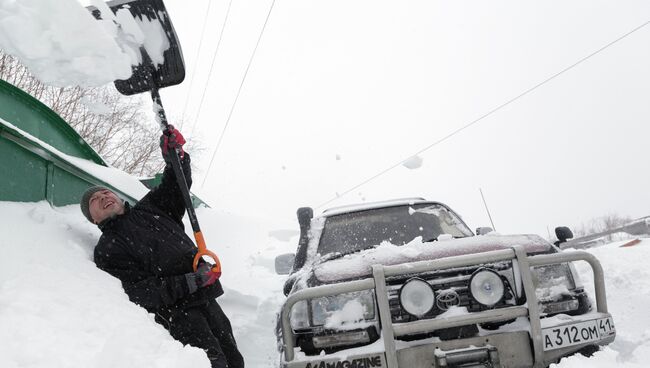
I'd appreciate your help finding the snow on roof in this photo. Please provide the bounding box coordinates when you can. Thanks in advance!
[322,197,429,217]
[1,118,148,201]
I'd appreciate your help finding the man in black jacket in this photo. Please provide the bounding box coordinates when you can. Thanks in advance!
[80,127,243,368]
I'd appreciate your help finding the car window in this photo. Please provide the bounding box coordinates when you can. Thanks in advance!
[318,204,472,257]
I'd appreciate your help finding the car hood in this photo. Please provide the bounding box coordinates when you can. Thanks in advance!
[312,234,553,284]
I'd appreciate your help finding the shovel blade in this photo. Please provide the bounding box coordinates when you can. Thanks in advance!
[91,0,185,95]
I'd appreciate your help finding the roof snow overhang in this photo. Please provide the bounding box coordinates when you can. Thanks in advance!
[0,79,106,165]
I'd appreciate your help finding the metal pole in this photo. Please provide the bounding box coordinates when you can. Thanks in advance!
[513,246,544,367]
[479,188,496,231]
[372,265,398,368]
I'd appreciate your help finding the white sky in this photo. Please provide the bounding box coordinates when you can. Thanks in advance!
[148,0,650,237]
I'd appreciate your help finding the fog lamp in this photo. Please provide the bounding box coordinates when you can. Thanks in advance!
[399,278,435,317]
[469,269,505,307]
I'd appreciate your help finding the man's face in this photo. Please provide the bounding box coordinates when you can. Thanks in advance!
[88,189,125,224]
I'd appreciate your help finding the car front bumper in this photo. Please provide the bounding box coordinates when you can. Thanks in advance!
[284,313,615,368]
[280,247,615,368]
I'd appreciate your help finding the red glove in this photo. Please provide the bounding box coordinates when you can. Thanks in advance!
[195,262,219,288]
[160,125,186,160]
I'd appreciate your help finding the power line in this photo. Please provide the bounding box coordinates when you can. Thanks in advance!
[180,0,212,124]
[201,0,277,188]
[315,19,650,210]
[189,0,234,138]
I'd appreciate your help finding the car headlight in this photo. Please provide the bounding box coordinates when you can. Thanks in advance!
[311,290,375,327]
[290,300,310,330]
[532,263,576,301]
[399,278,435,317]
[469,268,505,307]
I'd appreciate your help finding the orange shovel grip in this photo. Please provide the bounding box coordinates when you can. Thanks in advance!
[192,231,222,276]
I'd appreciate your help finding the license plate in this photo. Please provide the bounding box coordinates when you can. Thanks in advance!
[542,317,615,351]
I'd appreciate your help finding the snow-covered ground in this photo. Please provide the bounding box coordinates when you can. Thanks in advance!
[549,239,650,367]
[0,201,295,368]
[0,200,649,367]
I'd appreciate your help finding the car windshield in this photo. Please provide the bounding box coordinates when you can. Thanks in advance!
[317,203,473,257]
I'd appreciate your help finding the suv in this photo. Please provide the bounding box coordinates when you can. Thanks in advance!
[274,198,615,368]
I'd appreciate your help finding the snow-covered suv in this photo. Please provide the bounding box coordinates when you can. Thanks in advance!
[274,198,615,368]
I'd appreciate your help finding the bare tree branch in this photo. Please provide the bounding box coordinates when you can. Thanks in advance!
[0,51,200,177]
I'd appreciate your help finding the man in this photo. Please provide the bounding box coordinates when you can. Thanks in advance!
[80,127,243,368]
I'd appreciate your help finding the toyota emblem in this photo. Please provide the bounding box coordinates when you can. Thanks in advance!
[436,290,461,310]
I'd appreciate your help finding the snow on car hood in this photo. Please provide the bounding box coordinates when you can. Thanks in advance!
[313,234,552,283]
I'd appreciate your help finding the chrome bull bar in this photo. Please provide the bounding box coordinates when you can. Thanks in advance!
[280,246,609,367]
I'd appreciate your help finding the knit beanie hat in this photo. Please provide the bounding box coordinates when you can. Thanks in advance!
[80,186,109,223]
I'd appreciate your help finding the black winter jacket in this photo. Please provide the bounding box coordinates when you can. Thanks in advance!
[93,153,223,317]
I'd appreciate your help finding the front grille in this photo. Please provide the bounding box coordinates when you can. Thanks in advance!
[386,263,517,324]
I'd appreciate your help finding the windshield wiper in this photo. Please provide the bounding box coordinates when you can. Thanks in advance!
[317,252,346,263]
[318,247,370,263]
[422,235,467,243]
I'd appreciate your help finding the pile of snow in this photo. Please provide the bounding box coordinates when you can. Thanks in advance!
[92,0,170,67]
[0,202,208,367]
[552,239,650,367]
[324,299,371,331]
[0,0,133,87]
[313,233,550,282]
[0,201,296,368]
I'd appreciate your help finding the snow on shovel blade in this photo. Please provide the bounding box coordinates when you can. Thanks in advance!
[88,0,185,95]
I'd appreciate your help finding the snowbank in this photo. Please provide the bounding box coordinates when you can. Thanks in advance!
[552,239,650,367]
[0,202,209,367]
[0,201,296,368]
[0,0,133,87]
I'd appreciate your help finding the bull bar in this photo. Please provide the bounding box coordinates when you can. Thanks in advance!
[280,246,609,367]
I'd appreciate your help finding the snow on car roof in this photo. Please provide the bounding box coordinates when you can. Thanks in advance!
[321,197,433,217]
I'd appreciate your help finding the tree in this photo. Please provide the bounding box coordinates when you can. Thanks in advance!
[0,51,199,177]
[573,213,633,241]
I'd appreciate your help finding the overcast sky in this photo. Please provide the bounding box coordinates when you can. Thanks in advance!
[148,0,650,237]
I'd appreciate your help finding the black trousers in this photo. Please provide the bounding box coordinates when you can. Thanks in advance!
[159,300,244,368]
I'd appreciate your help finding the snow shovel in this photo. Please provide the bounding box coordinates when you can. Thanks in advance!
[89,0,222,277]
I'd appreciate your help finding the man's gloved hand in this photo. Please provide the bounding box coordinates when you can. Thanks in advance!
[195,262,220,287]
[160,125,186,162]
[185,262,220,294]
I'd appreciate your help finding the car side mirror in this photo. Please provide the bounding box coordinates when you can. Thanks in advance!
[275,253,296,275]
[555,226,574,243]
[476,227,494,235]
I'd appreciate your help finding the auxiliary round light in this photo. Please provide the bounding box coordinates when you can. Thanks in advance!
[399,278,435,317]
[469,269,505,307]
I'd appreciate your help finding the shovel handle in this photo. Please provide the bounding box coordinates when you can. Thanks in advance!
[147,69,222,278]
[192,231,222,276]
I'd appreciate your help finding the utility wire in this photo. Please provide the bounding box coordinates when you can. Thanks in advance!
[315,19,650,210]
[201,0,277,187]
[180,0,212,124]
[189,0,235,138]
